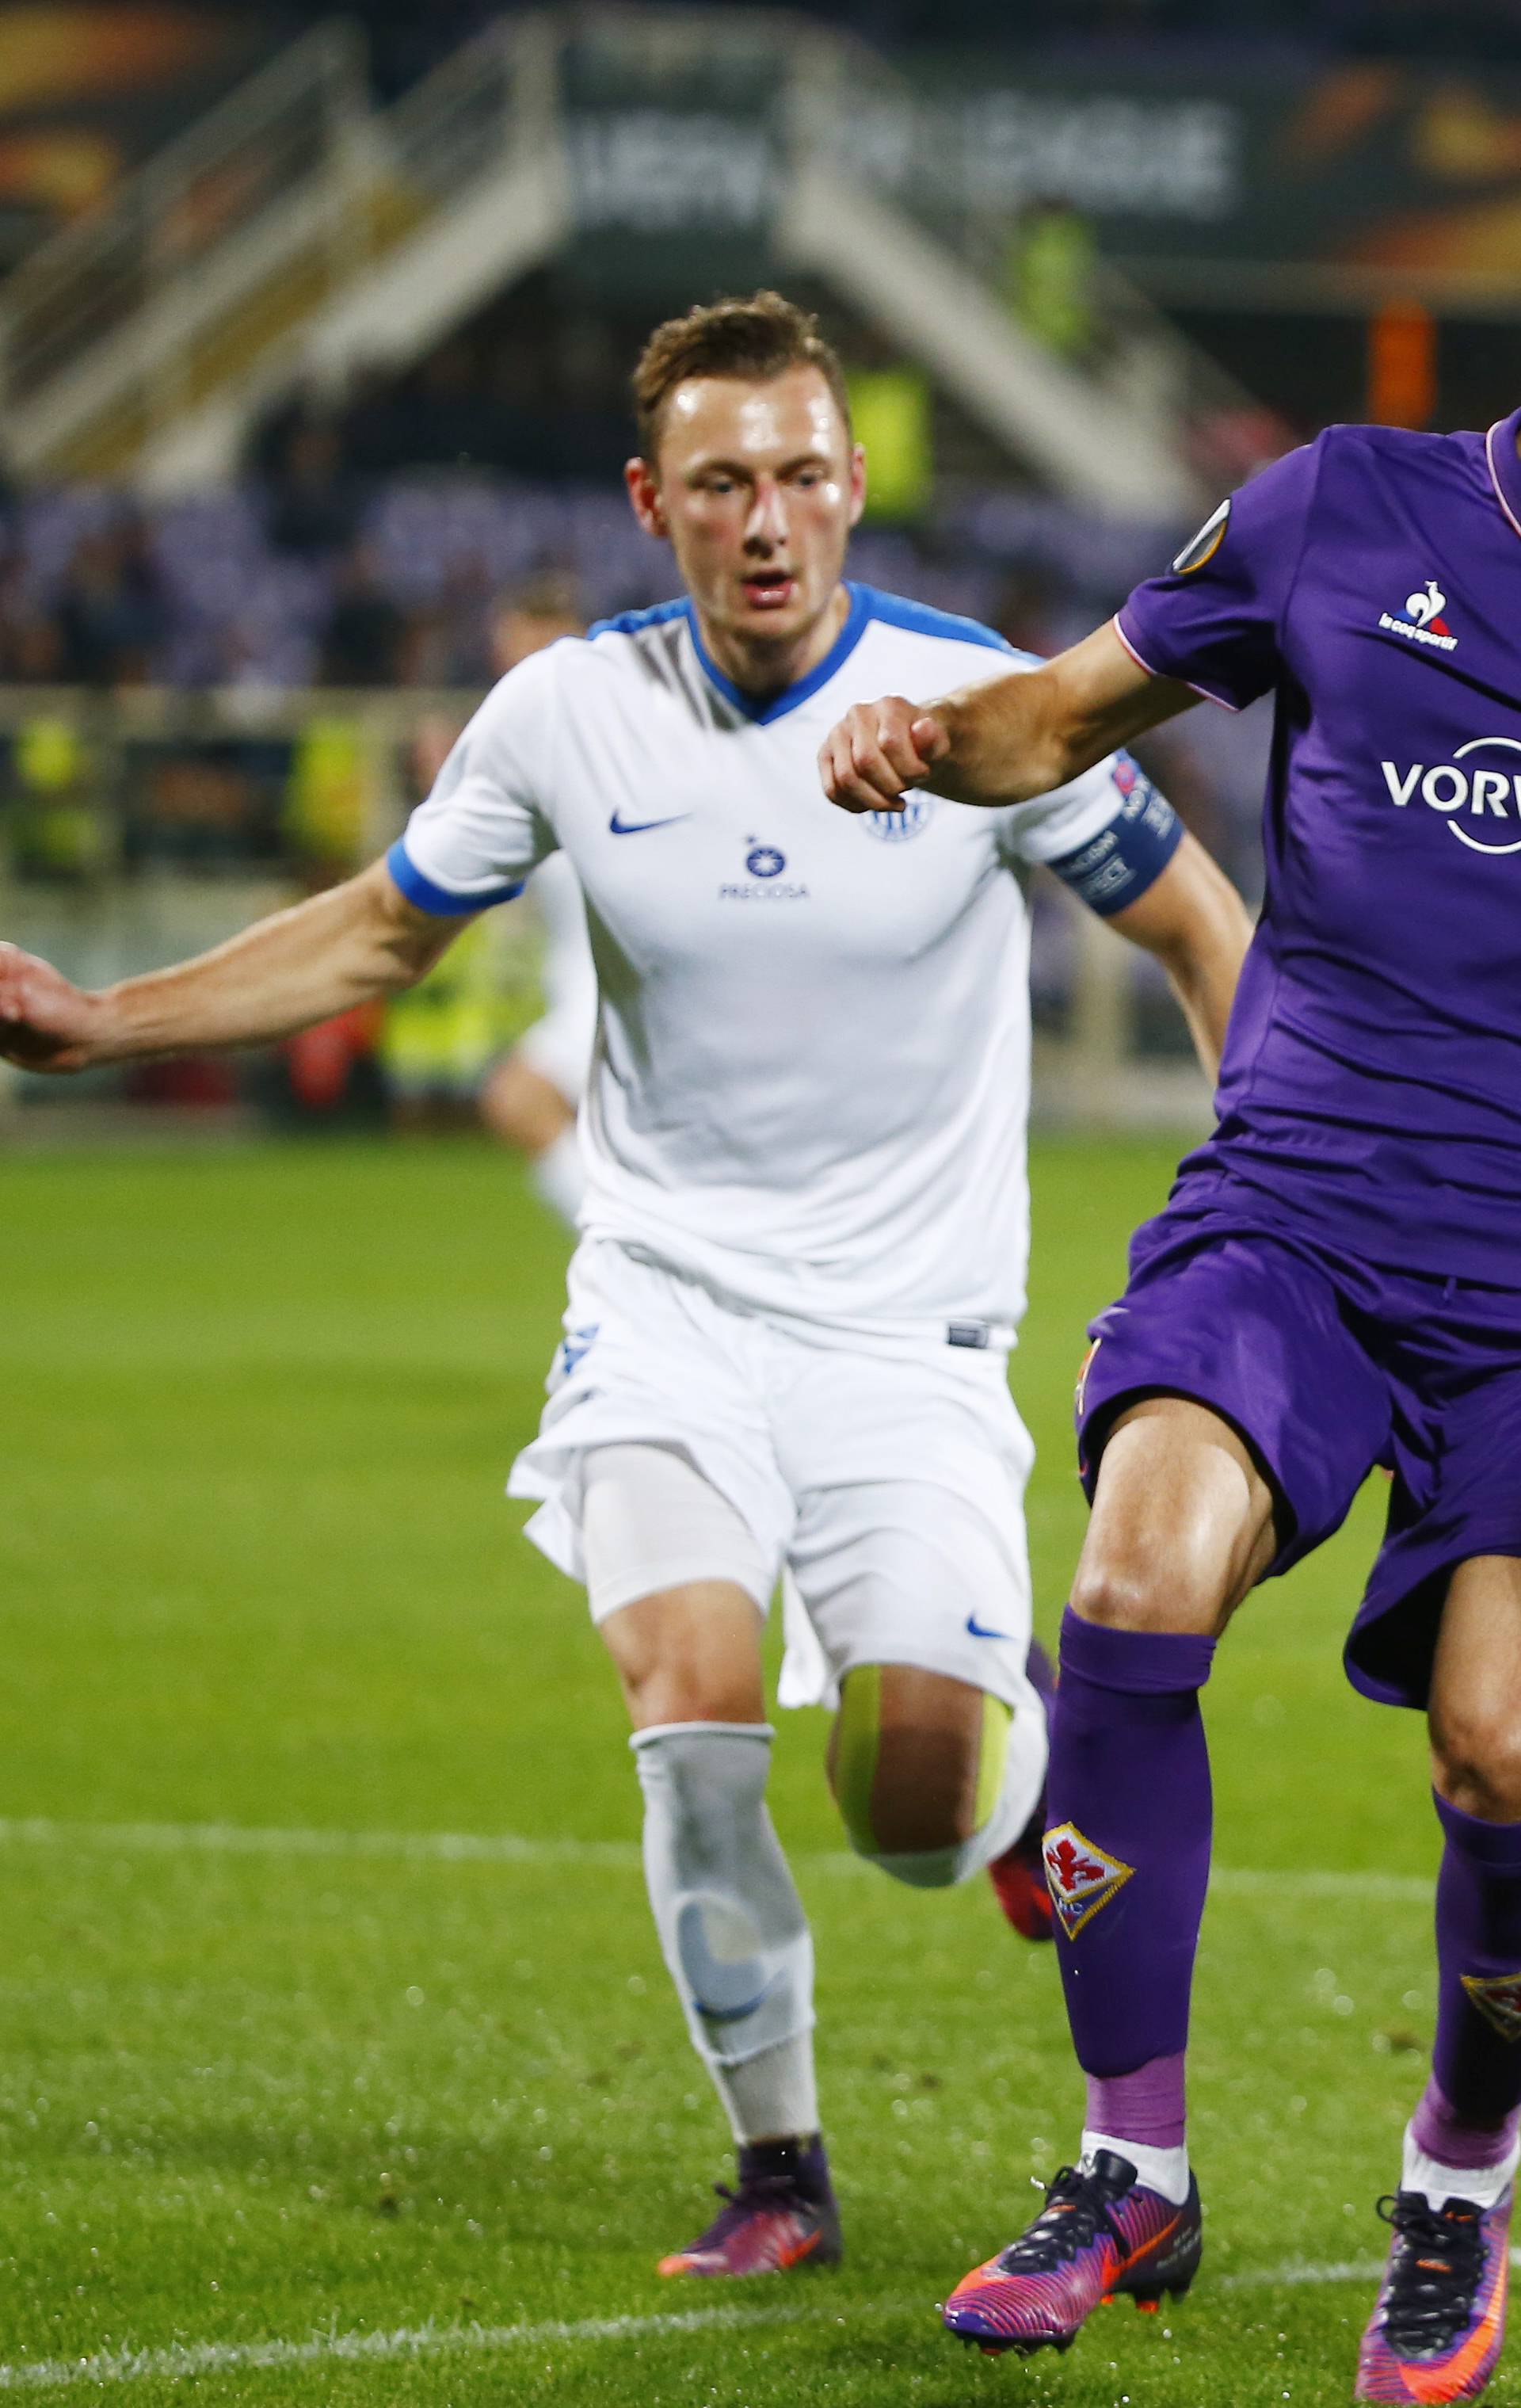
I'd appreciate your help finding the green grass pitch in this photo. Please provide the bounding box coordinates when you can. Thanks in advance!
[0,1135,1462,2405]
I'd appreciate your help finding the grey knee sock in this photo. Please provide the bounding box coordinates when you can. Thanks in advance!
[632,1721,818,2141]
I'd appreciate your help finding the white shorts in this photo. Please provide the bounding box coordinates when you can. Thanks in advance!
[508,1239,1038,1715]
[515,856,597,1107]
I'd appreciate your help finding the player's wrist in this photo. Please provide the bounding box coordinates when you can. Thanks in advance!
[87,980,155,1064]
[931,693,1007,806]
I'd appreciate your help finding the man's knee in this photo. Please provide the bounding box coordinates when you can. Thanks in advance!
[829,1665,1023,1886]
[1431,1699,1521,1822]
[600,1583,767,1731]
[1430,1557,1521,1822]
[1071,1398,1279,1635]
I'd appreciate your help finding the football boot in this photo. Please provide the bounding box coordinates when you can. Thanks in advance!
[943,2148,1201,2356]
[658,2139,842,2279]
[1355,2185,1511,2403]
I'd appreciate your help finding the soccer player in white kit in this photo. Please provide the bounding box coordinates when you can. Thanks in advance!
[0,293,1251,2280]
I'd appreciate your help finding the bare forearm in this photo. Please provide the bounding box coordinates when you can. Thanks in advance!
[1156,898,1253,1083]
[90,867,446,1063]
[821,622,1199,818]
[1109,832,1254,1086]
[937,628,1196,806]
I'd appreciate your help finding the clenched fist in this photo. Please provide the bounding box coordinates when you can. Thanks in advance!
[817,696,955,815]
[0,944,104,1072]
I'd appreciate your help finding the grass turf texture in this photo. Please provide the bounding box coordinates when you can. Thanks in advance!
[0,1136,1450,2406]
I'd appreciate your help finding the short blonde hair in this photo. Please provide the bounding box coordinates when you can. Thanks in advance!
[632,290,851,460]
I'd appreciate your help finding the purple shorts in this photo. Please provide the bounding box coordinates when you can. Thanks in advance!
[1075,1207,1521,1711]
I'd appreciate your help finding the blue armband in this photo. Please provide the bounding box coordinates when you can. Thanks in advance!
[1046,757,1184,917]
[385,838,523,916]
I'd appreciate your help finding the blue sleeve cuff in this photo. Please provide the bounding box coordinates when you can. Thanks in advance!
[1046,763,1184,918]
[386,839,524,916]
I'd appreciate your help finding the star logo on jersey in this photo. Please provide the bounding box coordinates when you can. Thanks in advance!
[1043,1822,1135,1940]
[1462,1971,1521,2041]
[746,843,786,878]
[1378,577,1458,653]
[862,797,935,844]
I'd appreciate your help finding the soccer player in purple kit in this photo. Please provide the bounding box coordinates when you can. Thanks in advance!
[820,408,1521,2403]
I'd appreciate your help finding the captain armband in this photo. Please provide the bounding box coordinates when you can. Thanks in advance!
[1047,758,1184,918]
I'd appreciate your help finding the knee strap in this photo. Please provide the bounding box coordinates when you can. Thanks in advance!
[632,1720,814,2066]
[835,1667,1035,1887]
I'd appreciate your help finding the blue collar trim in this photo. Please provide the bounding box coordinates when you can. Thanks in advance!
[686,582,873,724]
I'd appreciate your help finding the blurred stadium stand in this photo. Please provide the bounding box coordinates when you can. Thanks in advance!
[3,0,1520,1135]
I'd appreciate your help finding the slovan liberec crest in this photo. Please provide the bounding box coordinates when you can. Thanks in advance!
[863,797,935,843]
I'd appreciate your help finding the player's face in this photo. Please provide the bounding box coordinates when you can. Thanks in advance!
[627,366,865,680]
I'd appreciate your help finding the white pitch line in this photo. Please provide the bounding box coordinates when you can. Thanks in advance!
[0,2301,828,2395]
[0,1816,1434,1900]
[0,2254,1493,2395]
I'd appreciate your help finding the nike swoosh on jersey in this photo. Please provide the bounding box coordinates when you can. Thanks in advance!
[608,809,692,834]
[966,1612,1016,1641]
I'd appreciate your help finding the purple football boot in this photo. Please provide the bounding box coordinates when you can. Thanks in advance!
[1356,2186,1511,2403]
[943,2149,1201,2356]
[658,2137,843,2279]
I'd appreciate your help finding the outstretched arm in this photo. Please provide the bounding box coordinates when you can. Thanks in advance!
[819,621,1197,814]
[0,857,467,1074]
[1106,830,1253,1083]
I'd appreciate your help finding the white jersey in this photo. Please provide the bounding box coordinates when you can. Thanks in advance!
[391,582,1171,1341]
[516,853,597,1105]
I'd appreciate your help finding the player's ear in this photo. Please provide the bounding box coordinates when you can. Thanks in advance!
[625,456,667,540]
[847,441,867,531]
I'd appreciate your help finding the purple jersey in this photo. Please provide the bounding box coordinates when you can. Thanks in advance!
[1118,409,1521,1286]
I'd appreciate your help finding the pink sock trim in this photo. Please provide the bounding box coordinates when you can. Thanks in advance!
[1085,2050,1187,2150]
[1412,2075,1521,2173]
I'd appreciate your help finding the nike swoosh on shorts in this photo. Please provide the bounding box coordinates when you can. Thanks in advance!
[966,1613,1016,1641]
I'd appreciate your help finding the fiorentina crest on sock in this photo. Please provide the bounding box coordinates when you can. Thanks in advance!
[1042,1822,1135,1940]
[1462,1970,1521,2041]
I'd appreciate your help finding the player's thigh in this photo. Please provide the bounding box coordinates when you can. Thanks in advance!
[1429,1559,1521,1818]
[513,1238,794,1598]
[581,1437,783,1731]
[599,1578,768,1733]
[1073,1396,1279,1637]
[789,1472,1039,1848]
[1075,1223,1392,1636]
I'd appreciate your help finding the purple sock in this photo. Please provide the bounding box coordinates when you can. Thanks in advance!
[1086,2051,1188,2150]
[1430,1791,1521,2137]
[1412,2076,1519,2174]
[1046,1609,1216,2101]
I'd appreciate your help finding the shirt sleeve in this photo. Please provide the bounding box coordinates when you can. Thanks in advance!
[1114,436,1325,712]
[997,749,1184,914]
[387,650,560,915]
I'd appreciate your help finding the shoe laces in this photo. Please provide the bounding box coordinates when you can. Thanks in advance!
[692,2172,812,2250]
[996,2165,1127,2274]
[1375,2192,1488,2352]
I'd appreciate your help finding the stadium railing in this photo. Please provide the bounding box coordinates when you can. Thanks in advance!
[0,8,1252,516]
